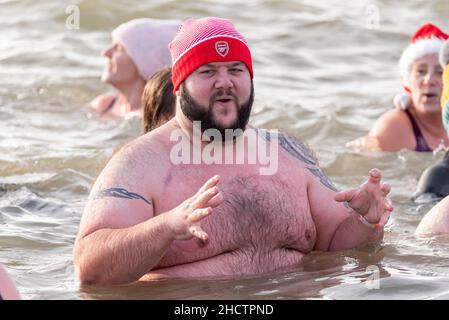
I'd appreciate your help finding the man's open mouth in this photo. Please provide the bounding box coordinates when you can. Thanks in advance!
[216,98,232,103]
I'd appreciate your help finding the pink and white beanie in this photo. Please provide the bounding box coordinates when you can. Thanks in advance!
[112,18,180,80]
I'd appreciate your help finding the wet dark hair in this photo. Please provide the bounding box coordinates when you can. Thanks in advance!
[142,67,176,133]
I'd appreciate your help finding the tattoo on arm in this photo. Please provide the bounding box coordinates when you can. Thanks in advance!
[94,188,152,206]
[278,133,339,192]
[278,133,316,166]
[307,167,339,192]
[256,128,272,143]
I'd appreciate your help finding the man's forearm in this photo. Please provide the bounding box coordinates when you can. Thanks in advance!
[74,213,174,285]
[328,211,383,251]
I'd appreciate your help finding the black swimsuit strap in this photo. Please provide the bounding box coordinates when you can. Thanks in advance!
[403,108,432,152]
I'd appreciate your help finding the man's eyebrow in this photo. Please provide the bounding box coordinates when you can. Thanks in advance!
[200,62,244,68]
[200,64,217,68]
[228,62,244,67]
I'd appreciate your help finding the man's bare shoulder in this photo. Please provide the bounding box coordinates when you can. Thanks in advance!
[91,127,173,198]
[256,128,338,192]
[113,127,173,174]
[82,129,173,230]
[256,128,318,165]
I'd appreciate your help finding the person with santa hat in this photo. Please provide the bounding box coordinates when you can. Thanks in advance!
[413,38,449,201]
[348,23,449,152]
[415,39,449,235]
[88,18,179,119]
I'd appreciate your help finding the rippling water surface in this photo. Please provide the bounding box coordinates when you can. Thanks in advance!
[2,0,449,300]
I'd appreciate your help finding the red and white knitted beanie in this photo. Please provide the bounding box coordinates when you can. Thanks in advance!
[169,17,253,92]
[399,23,449,90]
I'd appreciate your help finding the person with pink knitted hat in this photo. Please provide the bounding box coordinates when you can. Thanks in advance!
[89,18,179,118]
[348,23,449,152]
[74,17,392,285]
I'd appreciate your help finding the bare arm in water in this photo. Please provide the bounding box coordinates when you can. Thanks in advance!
[73,141,223,285]
[346,109,416,152]
[0,264,21,300]
[415,195,449,236]
[277,133,393,251]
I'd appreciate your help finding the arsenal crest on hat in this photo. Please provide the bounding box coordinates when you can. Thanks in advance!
[169,17,254,91]
[215,41,229,57]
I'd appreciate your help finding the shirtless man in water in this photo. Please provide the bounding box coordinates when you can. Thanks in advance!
[74,17,393,285]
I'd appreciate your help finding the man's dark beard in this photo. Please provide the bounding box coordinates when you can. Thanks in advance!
[179,80,254,140]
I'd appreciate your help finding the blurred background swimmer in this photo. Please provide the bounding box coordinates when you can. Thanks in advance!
[88,18,179,119]
[348,24,449,152]
[0,264,21,300]
[414,39,449,201]
[416,178,449,236]
[142,67,175,133]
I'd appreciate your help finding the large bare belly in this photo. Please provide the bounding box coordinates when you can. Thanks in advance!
[148,172,315,280]
[141,248,305,280]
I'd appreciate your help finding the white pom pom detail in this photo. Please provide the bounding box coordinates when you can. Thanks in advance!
[393,93,411,110]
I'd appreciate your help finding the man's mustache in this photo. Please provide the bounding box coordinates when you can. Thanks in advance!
[209,89,239,104]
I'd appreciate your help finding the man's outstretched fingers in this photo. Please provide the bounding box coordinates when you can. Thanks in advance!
[334,189,357,202]
[376,197,393,227]
[207,192,224,208]
[379,209,392,227]
[188,207,212,223]
[193,187,220,208]
[368,168,381,184]
[385,198,394,212]
[195,175,220,197]
[380,182,391,196]
[189,225,208,241]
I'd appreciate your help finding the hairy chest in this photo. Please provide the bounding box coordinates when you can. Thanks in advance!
[156,169,316,265]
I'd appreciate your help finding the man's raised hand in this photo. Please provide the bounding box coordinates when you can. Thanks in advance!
[167,175,223,241]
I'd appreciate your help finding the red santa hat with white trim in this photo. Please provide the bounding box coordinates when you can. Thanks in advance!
[399,23,449,90]
[394,23,448,109]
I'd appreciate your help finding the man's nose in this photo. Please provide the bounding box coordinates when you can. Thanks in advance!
[214,71,234,90]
